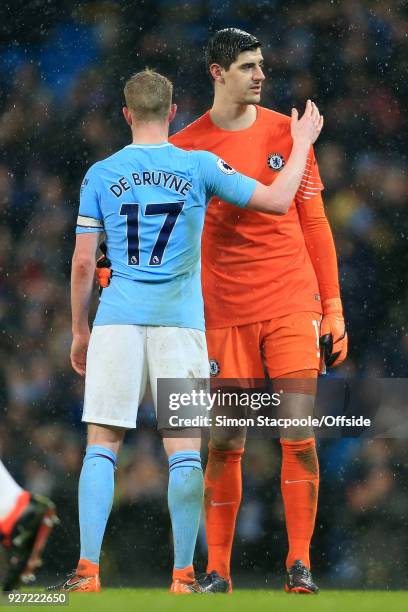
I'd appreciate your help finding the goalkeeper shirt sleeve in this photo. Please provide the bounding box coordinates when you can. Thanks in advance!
[297,191,340,302]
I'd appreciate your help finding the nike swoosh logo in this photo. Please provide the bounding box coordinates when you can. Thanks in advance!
[284,479,313,485]
[210,501,237,507]
[64,577,88,590]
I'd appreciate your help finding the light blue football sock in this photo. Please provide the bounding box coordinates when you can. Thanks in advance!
[78,445,117,564]
[168,450,203,570]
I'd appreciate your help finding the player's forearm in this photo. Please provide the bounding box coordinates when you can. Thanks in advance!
[71,254,95,335]
[298,195,340,301]
[270,141,311,211]
[307,224,340,301]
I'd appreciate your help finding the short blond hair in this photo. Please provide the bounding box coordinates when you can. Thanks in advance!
[124,69,173,121]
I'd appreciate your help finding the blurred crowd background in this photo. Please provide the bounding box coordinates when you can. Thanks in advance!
[1,0,408,589]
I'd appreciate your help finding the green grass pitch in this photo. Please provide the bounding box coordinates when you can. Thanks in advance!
[14,589,408,611]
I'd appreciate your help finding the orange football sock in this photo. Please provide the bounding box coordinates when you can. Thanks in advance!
[204,444,244,579]
[0,490,30,542]
[280,438,319,569]
[76,558,99,577]
[172,565,195,584]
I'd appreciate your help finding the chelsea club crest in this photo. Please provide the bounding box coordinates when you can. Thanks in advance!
[209,359,220,377]
[267,153,285,171]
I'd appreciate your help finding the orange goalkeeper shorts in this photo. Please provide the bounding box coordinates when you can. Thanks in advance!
[206,312,321,380]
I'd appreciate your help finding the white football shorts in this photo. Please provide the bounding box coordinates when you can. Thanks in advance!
[82,325,209,428]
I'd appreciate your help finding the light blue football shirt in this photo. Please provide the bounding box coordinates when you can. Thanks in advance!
[76,143,256,331]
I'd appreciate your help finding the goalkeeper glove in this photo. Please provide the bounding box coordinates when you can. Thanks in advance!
[96,242,112,292]
[320,297,348,369]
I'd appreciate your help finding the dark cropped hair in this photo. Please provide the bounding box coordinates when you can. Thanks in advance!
[205,28,261,75]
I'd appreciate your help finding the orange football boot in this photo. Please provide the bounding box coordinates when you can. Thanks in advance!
[50,559,100,592]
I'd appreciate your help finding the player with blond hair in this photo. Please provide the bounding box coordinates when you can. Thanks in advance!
[57,68,323,593]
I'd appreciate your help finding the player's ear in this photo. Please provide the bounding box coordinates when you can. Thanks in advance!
[209,63,224,83]
[123,106,132,127]
[168,103,177,123]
